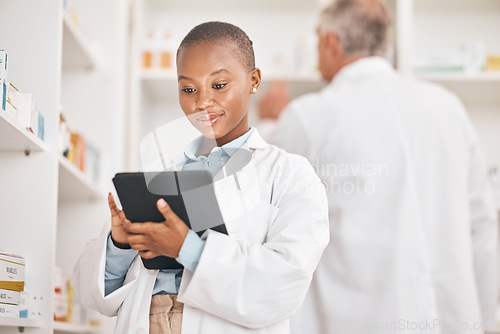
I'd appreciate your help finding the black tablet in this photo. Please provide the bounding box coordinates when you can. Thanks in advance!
[112,171,227,270]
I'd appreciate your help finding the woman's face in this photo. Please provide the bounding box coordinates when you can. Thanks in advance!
[177,41,260,146]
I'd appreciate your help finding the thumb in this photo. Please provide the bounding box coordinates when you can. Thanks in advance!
[157,198,176,222]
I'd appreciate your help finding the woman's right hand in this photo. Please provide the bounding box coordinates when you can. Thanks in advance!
[108,192,131,249]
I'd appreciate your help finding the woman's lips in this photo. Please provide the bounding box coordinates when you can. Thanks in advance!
[197,113,223,127]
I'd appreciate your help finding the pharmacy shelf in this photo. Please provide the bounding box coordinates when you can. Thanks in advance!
[58,156,103,202]
[415,71,500,82]
[0,110,47,152]
[53,321,99,333]
[0,317,42,328]
[62,14,98,71]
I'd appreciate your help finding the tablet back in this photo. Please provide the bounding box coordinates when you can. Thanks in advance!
[112,171,226,270]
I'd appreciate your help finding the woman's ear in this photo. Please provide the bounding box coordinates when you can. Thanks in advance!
[250,68,262,94]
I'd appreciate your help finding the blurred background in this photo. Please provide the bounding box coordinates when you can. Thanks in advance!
[0,0,499,332]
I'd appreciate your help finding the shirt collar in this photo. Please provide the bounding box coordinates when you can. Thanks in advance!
[183,127,255,162]
[330,56,395,86]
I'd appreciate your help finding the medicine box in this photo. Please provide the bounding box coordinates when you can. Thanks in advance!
[0,303,19,318]
[17,93,35,129]
[0,253,25,291]
[0,288,20,305]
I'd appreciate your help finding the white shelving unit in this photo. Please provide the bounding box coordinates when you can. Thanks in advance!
[0,111,47,152]
[0,0,126,332]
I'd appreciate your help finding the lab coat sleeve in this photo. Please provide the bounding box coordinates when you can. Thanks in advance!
[72,222,140,317]
[177,158,330,329]
[467,126,498,326]
[257,104,312,158]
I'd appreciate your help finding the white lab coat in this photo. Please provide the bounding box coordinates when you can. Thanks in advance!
[259,57,498,334]
[72,129,329,334]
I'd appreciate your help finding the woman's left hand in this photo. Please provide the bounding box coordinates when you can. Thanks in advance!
[124,198,190,259]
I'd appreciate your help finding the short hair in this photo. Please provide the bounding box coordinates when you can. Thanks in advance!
[319,0,391,58]
[176,21,255,71]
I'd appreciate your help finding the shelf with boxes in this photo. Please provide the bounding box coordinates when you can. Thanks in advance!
[0,252,33,329]
[0,50,47,153]
[57,114,103,202]
[1,0,126,332]
[410,0,500,79]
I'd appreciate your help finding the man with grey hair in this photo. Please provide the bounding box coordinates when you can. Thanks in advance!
[258,0,498,333]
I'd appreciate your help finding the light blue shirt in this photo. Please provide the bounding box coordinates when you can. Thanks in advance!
[104,128,254,296]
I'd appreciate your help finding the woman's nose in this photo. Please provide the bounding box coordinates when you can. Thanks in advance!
[196,90,214,110]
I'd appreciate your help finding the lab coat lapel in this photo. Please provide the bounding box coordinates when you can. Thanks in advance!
[212,130,266,227]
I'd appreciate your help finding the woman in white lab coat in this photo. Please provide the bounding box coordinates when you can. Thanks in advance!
[72,22,329,334]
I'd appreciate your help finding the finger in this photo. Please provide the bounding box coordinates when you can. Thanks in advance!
[130,243,149,252]
[138,250,157,259]
[124,220,155,234]
[126,233,146,245]
[157,198,178,223]
[108,193,126,220]
[122,219,137,232]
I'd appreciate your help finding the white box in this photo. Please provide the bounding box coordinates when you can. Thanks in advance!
[0,289,20,305]
[0,253,25,291]
[0,50,7,82]
[0,303,19,318]
[17,93,35,128]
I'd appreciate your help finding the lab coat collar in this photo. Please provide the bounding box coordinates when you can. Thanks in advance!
[241,128,267,151]
[331,56,395,86]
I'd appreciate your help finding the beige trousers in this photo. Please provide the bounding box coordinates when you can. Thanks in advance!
[149,294,184,334]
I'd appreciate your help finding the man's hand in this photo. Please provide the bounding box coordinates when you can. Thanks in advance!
[124,199,190,259]
[258,81,290,120]
[108,192,131,249]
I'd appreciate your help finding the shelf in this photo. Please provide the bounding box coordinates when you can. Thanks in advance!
[0,110,47,152]
[415,71,500,82]
[0,317,42,328]
[54,321,99,333]
[58,156,103,202]
[62,14,97,71]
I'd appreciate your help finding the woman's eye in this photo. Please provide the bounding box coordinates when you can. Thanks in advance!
[212,83,227,90]
[181,87,196,94]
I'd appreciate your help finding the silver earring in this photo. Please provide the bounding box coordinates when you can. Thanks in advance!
[252,87,257,93]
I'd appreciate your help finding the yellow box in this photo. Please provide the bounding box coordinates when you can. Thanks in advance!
[486,56,500,71]
[0,253,25,292]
